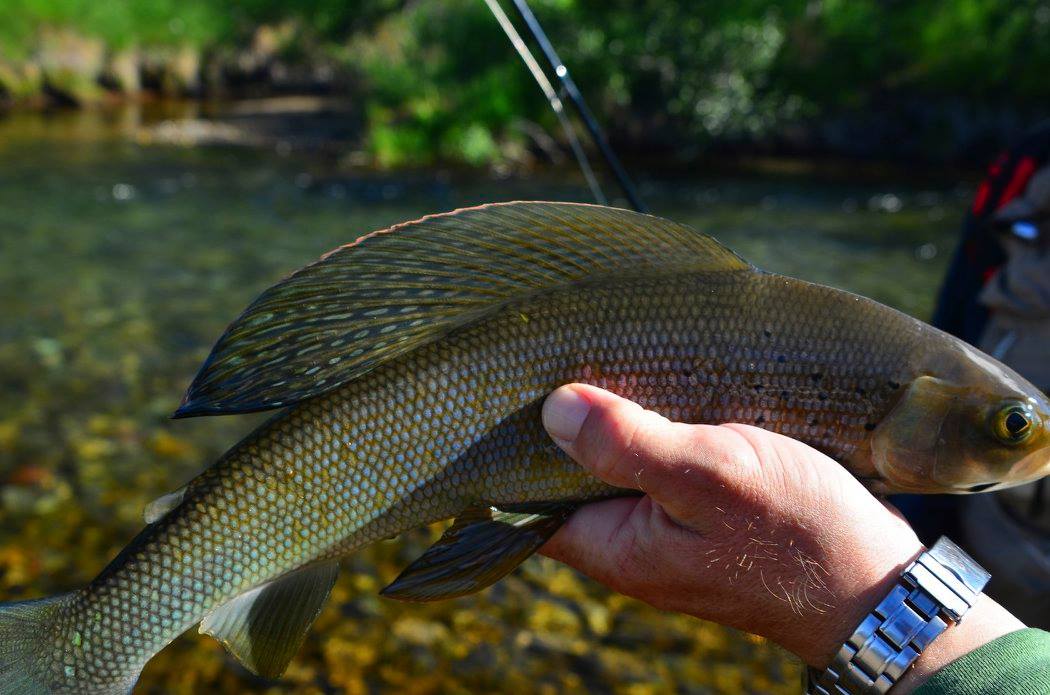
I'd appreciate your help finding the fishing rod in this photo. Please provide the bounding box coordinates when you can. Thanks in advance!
[503,0,642,214]
[482,0,607,205]
[506,0,647,213]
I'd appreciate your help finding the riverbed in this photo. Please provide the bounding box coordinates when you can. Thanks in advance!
[0,106,965,694]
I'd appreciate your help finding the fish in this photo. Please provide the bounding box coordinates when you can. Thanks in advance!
[1,201,1048,694]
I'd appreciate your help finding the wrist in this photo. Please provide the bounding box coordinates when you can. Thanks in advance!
[892,594,1025,694]
[786,535,924,667]
[803,536,1016,694]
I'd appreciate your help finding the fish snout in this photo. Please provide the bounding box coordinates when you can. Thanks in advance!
[1002,437,1050,489]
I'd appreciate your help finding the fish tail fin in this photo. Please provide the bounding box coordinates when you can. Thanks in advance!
[0,592,126,695]
[0,594,71,694]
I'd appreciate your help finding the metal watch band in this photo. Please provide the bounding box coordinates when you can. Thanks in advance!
[805,536,991,695]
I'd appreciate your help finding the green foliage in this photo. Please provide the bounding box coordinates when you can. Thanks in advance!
[0,0,405,58]
[0,0,231,55]
[230,0,403,39]
[343,0,1050,165]
[562,0,806,137]
[0,0,1046,165]
[774,0,1050,104]
[345,0,537,166]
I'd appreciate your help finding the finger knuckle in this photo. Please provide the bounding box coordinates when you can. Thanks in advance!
[700,425,764,481]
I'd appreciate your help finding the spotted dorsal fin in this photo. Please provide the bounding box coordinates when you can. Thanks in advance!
[176,201,750,416]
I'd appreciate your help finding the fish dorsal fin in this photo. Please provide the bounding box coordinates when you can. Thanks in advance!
[176,201,749,416]
[380,502,575,602]
[199,560,339,679]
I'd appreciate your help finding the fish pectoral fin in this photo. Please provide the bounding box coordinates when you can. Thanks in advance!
[199,560,339,679]
[380,502,576,602]
[143,486,187,524]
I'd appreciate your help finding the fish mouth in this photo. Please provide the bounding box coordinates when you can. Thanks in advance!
[954,442,1050,494]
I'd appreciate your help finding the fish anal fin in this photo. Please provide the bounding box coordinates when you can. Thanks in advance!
[177,202,750,416]
[380,502,576,602]
[199,560,339,679]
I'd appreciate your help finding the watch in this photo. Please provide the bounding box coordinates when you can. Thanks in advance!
[805,536,991,695]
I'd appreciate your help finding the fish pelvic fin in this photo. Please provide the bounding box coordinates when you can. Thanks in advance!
[380,502,576,602]
[0,592,136,695]
[142,485,187,524]
[199,560,339,680]
[176,201,751,416]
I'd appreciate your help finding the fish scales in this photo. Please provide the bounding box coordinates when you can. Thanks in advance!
[36,272,918,689]
[3,202,1048,694]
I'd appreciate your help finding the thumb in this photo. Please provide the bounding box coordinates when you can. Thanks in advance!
[541,383,722,503]
[539,384,728,590]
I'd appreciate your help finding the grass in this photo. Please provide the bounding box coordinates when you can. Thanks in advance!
[0,0,233,58]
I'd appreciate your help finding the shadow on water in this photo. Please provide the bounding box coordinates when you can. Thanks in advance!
[0,105,966,693]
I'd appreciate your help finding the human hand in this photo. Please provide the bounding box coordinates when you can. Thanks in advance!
[539,384,1021,681]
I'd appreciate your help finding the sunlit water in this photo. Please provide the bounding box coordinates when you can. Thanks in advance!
[0,108,965,694]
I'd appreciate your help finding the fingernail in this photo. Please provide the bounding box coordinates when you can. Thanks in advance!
[543,387,591,448]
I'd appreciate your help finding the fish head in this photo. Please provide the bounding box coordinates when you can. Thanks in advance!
[871,339,1050,494]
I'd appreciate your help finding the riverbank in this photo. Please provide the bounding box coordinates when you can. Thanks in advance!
[0,98,990,193]
[2,3,1046,169]
[0,23,342,107]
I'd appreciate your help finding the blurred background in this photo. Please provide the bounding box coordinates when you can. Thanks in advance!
[0,1,1048,693]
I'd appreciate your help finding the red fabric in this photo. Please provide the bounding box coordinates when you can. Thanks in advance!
[972,181,991,215]
[996,156,1037,211]
[972,153,1008,215]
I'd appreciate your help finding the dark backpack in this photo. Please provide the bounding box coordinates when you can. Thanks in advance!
[932,120,1050,343]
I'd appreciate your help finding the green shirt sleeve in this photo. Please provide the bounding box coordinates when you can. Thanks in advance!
[913,628,1050,695]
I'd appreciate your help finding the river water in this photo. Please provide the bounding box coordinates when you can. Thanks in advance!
[0,107,966,693]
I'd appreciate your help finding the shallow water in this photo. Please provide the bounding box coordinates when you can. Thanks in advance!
[0,108,965,694]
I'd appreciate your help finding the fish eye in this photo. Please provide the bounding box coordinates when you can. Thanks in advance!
[990,402,1039,445]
